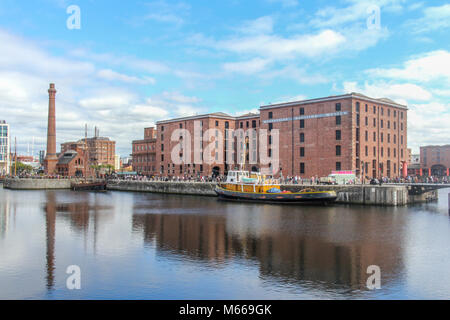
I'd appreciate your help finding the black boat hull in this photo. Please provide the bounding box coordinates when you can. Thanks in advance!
[215,187,337,204]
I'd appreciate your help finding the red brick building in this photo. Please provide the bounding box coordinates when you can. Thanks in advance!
[132,127,157,175]
[420,145,450,177]
[136,93,408,179]
[260,93,408,179]
[62,137,116,167]
[56,144,91,177]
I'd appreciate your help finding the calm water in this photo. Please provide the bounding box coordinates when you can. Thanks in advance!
[1,184,450,300]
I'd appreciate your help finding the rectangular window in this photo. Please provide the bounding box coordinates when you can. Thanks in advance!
[356,102,360,112]
[365,104,368,112]
[365,146,368,156]
[381,133,384,143]
[300,163,305,174]
[373,106,376,114]
[373,118,376,127]
[381,120,383,128]
[381,147,384,157]
[269,112,273,119]
[252,120,256,128]
[335,130,341,141]
[300,108,305,115]
[373,132,376,142]
[365,130,368,141]
[356,114,360,126]
[336,145,341,156]
[161,144,164,152]
[215,121,219,127]
[336,116,341,125]
[300,133,305,143]
[365,117,368,126]
[336,103,341,111]
[373,147,376,157]
[269,123,273,131]
[300,119,305,128]
[336,162,341,171]
[300,147,305,157]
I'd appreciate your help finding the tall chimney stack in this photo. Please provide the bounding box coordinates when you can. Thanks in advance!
[44,83,58,175]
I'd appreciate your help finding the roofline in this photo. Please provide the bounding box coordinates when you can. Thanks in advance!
[132,138,157,144]
[157,113,237,125]
[260,93,408,110]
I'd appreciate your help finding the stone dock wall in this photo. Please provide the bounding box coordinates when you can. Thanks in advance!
[3,178,71,190]
[2,178,439,206]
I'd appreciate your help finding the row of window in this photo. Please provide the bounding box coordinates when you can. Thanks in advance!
[363,131,404,144]
[363,117,405,130]
[356,102,405,118]
[133,144,155,152]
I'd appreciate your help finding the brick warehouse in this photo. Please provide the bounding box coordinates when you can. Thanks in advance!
[132,93,408,179]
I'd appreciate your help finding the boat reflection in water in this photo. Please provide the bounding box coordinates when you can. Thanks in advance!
[1,188,450,299]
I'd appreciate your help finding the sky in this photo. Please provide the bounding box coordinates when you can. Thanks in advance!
[0,0,449,157]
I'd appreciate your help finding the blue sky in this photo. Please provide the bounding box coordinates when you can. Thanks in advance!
[0,0,449,157]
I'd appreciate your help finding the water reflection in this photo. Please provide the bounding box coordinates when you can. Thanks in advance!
[132,200,406,292]
[44,192,56,291]
[1,186,450,299]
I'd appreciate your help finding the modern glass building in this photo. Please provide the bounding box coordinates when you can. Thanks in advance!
[0,120,10,175]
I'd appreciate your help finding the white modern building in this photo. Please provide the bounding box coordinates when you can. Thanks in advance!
[0,120,10,175]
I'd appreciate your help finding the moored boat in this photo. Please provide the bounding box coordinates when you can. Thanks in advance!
[216,170,337,204]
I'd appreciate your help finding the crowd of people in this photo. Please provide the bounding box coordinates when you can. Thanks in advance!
[3,172,450,185]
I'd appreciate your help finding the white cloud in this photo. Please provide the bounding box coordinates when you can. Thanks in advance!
[342,81,432,103]
[238,16,274,35]
[79,91,136,110]
[223,58,272,75]
[218,29,346,60]
[271,94,308,104]
[406,4,450,33]
[309,0,403,29]
[141,0,190,26]
[97,69,156,85]
[0,28,204,157]
[262,65,328,85]
[366,50,450,83]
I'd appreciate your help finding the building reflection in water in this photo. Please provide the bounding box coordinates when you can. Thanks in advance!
[132,201,406,291]
[42,191,113,291]
[44,192,56,291]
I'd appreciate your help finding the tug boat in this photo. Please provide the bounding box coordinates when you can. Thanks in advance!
[215,170,337,204]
